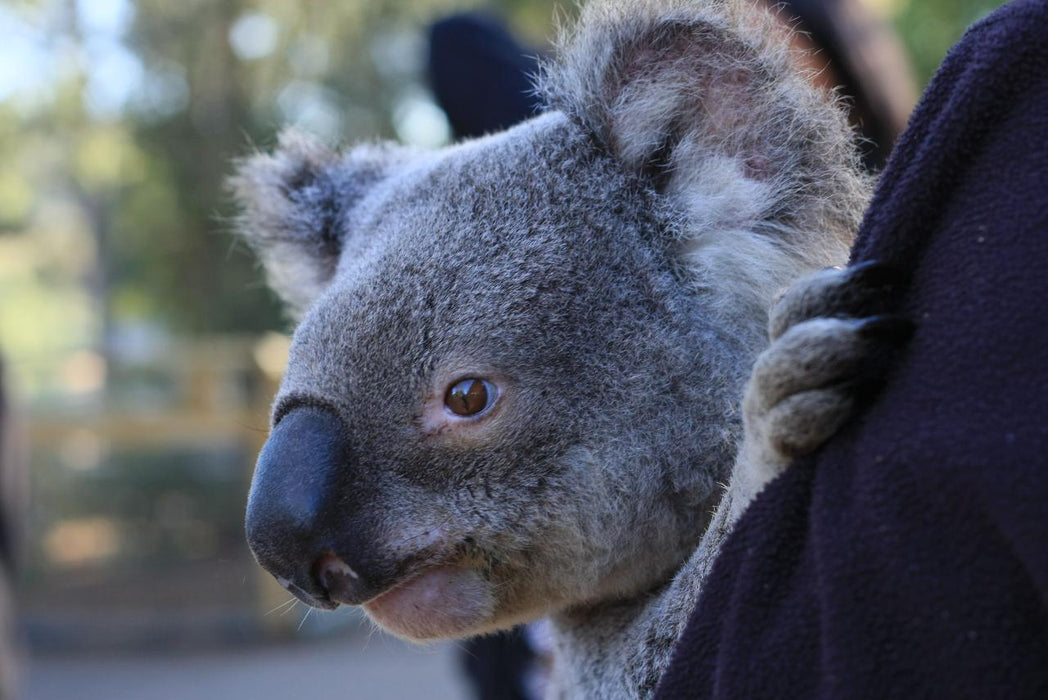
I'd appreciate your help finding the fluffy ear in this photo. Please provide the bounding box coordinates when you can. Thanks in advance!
[230,131,414,317]
[540,0,869,315]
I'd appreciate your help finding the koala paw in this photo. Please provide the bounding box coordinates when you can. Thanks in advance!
[742,261,912,475]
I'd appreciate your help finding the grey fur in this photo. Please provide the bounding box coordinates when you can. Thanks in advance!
[231,1,874,696]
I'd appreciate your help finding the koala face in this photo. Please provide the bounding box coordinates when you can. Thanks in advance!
[245,114,745,638]
[234,0,867,641]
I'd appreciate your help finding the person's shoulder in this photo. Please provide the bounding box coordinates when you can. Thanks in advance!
[956,0,1048,54]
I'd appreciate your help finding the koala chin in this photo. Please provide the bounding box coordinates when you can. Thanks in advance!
[232,0,875,696]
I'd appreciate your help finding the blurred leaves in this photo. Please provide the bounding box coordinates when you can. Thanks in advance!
[888,0,1004,82]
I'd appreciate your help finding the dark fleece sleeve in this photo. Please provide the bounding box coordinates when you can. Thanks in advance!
[656,0,1048,697]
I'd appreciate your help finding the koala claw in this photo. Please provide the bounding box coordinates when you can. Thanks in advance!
[730,264,912,515]
[854,314,916,345]
[749,313,911,458]
[768,260,908,341]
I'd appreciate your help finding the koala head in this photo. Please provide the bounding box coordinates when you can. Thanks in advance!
[232,0,867,641]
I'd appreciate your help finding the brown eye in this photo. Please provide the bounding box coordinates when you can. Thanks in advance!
[445,378,496,417]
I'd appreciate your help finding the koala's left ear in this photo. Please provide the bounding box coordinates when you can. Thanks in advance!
[230,131,415,318]
[541,0,868,312]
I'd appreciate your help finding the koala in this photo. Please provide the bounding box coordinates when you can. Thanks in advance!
[231,0,891,696]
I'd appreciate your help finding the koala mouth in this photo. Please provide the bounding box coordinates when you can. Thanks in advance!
[274,539,497,641]
[362,565,495,640]
[319,549,497,640]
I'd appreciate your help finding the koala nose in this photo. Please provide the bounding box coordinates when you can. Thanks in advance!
[245,406,382,607]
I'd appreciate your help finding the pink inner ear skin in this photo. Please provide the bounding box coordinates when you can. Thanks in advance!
[743,154,774,180]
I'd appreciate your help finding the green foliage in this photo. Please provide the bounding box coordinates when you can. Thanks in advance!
[890,0,1006,85]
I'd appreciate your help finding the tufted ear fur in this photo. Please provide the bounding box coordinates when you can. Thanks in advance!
[539,0,870,318]
[230,130,415,318]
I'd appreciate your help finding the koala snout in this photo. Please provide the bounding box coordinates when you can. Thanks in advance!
[245,406,387,608]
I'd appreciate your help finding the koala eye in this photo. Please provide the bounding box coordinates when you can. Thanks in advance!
[445,378,497,417]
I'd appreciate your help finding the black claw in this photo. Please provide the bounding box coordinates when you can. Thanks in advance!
[843,373,893,405]
[829,262,910,318]
[844,260,909,291]
[855,314,915,342]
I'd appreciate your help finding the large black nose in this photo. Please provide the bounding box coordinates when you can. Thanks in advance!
[245,406,383,607]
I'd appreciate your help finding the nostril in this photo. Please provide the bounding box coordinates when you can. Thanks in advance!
[313,551,362,602]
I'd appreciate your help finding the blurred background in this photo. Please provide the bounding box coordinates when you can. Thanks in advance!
[0,0,1008,698]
